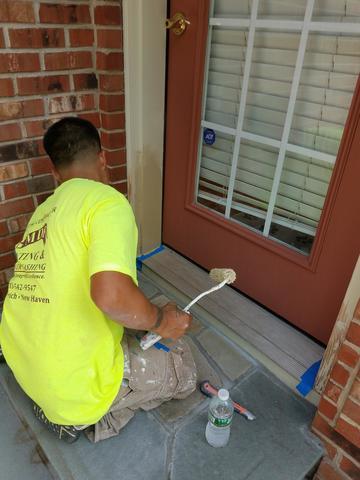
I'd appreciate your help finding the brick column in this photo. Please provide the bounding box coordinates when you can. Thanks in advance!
[95,2,126,195]
[312,301,360,479]
[0,0,126,305]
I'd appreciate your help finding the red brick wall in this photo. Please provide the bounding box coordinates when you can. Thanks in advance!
[0,1,126,304]
[312,301,360,480]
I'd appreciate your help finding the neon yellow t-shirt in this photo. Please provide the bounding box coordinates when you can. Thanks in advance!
[0,178,138,425]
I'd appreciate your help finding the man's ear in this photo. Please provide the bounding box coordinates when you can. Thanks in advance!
[51,166,61,184]
[98,150,109,184]
[99,150,107,169]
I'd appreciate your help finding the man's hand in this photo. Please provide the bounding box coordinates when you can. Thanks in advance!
[153,302,192,340]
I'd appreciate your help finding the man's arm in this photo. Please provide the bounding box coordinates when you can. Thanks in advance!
[91,271,191,340]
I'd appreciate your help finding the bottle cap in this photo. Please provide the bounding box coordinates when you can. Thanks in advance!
[218,388,229,401]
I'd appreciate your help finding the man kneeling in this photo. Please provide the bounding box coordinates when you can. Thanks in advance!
[0,117,196,443]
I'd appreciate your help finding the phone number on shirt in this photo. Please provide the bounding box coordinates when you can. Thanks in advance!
[9,282,37,293]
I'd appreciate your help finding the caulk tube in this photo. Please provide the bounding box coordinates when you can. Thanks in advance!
[139,331,163,350]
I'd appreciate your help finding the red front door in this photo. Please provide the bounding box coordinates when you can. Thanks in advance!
[163,0,360,344]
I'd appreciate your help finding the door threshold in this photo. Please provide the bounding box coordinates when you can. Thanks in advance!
[142,247,323,405]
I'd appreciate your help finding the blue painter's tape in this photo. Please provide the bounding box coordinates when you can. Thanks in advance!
[135,335,169,353]
[153,342,170,352]
[136,244,165,271]
[296,359,322,396]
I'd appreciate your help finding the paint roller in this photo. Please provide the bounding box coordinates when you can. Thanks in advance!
[140,268,236,350]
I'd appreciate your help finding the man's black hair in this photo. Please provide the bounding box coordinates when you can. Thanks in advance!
[43,117,101,169]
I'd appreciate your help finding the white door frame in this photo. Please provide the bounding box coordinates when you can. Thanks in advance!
[123,0,167,255]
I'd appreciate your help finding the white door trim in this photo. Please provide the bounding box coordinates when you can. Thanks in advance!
[123,0,167,255]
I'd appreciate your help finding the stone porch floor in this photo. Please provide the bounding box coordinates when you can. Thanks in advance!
[0,271,324,480]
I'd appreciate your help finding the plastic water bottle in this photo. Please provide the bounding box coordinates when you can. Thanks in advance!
[205,388,234,447]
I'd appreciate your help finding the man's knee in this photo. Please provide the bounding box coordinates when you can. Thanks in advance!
[171,338,197,399]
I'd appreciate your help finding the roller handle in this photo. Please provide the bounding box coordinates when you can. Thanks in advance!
[140,280,229,351]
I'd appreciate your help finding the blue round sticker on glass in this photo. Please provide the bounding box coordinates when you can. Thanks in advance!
[203,128,216,145]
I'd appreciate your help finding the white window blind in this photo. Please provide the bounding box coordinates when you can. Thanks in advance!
[196,0,360,253]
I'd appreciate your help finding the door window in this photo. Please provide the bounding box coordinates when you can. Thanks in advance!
[196,0,360,254]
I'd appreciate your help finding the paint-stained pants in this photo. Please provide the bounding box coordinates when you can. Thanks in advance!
[86,334,197,442]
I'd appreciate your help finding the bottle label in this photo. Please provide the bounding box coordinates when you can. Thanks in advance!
[209,411,232,427]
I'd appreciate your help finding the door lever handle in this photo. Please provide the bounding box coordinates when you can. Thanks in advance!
[165,12,190,36]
